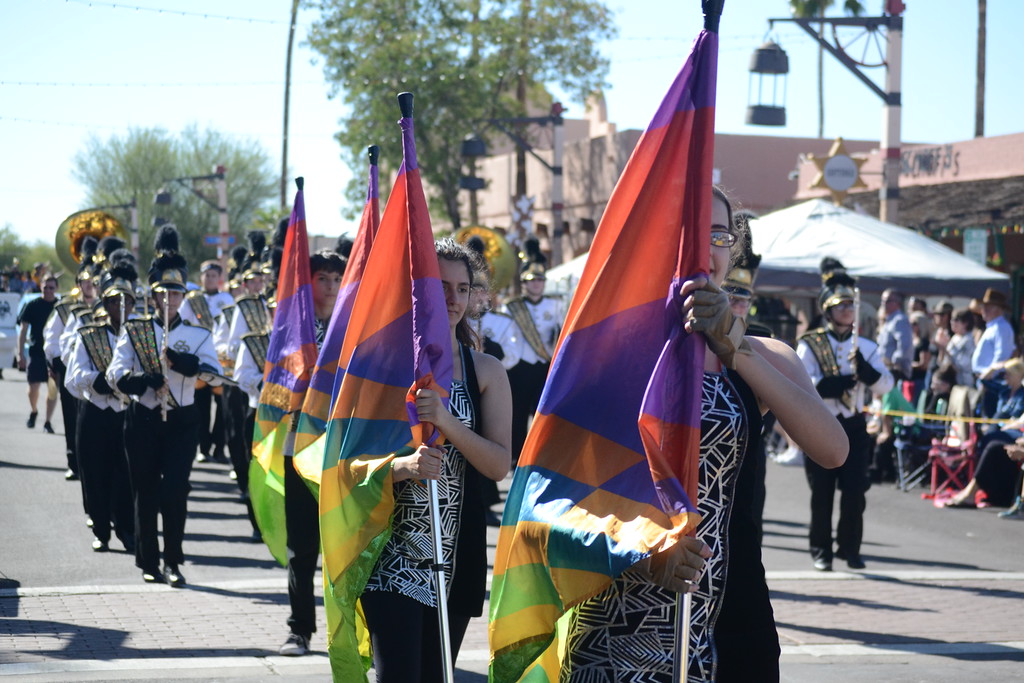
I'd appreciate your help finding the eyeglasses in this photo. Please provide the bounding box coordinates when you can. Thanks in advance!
[710,230,737,248]
[832,302,855,311]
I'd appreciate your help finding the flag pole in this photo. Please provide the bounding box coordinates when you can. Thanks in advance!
[675,4,724,682]
[398,90,455,683]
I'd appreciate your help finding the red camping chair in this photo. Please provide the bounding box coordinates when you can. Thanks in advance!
[925,386,979,502]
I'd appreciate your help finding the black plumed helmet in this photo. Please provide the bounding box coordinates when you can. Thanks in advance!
[335,235,354,259]
[519,235,547,281]
[818,257,857,312]
[78,236,99,279]
[100,248,138,299]
[148,224,188,291]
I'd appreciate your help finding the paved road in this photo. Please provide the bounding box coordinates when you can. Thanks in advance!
[1,370,1022,681]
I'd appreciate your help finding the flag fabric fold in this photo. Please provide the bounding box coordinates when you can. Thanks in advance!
[293,157,381,491]
[249,182,318,567]
[319,104,453,680]
[488,29,718,682]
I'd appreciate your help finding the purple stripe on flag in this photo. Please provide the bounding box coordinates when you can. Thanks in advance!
[345,312,414,386]
[268,284,317,361]
[648,31,718,131]
[410,276,451,386]
[539,300,667,454]
[399,118,418,171]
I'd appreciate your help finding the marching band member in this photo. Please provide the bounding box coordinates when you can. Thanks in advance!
[66,249,138,554]
[107,225,221,586]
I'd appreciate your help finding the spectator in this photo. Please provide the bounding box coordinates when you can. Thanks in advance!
[944,358,1024,509]
[934,308,977,386]
[877,289,914,381]
[16,274,59,429]
[971,288,1015,380]
[909,311,932,403]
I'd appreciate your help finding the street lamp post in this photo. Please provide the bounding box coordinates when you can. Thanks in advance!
[155,165,230,263]
[467,102,567,265]
[756,6,905,223]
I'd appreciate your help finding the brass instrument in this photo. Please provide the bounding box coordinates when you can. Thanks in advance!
[56,210,129,273]
[454,226,517,291]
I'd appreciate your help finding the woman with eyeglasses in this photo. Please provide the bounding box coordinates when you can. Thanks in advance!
[561,187,848,683]
[795,260,894,575]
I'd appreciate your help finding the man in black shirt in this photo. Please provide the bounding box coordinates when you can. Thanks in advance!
[17,274,58,429]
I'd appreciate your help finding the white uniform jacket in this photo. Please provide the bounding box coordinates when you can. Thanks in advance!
[797,332,894,419]
[106,316,222,410]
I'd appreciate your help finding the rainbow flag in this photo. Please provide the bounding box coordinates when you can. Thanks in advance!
[293,149,381,491]
[319,95,453,680]
[249,178,318,567]
[488,27,719,683]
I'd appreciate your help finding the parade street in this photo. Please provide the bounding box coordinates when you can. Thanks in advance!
[1,371,1022,682]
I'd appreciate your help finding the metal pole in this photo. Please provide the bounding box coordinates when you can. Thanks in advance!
[427,478,455,683]
[879,15,902,224]
[674,591,692,682]
[129,197,139,261]
[216,166,230,266]
[281,0,300,211]
[550,108,565,267]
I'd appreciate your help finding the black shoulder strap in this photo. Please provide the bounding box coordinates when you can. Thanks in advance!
[461,343,483,436]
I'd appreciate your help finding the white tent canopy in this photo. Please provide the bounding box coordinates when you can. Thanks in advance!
[546,198,1009,299]
[750,199,1008,298]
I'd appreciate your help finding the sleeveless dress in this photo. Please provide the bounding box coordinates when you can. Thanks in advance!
[363,345,489,617]
[562,370,779,682]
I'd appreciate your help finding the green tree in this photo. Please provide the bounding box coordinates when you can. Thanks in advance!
[304,0,616,229]
[72,126,278,278]
[0,224,60,284]
[789,0,864,138]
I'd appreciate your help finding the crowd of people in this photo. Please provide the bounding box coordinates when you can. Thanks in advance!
[5,181,1021,681]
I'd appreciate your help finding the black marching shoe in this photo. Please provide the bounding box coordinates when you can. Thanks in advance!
[142,568,166,584]
[836,548,866,569]
[812,557,833,572]
[91,538,109,552]
[279,632,310,656]
[163,564,186,588]
[65,469,78,481]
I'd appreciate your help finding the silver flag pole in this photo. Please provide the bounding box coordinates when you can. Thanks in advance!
[675,590,692,682]
[427,477,455,683]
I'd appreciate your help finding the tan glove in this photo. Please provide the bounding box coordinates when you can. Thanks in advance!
[633,536,710,593]
[687,280,752,369]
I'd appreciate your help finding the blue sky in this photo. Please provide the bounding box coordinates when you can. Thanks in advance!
[2,0,1020,248]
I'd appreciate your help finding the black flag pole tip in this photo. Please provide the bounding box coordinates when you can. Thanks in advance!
[295,177,304,191]
[702,0,724,32]
[368,145,380,166]
[398,92,414,118]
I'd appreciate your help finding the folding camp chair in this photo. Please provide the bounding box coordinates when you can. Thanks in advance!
[925,385,979,501]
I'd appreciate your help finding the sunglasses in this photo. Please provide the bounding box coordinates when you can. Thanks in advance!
[710,230,737,248]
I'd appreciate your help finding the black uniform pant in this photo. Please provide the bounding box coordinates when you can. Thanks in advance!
[124,402,198,571]
[507,360,549,464]
[284,455,320,639]
[360,590,472,683]
[54,361,80,476]
[221,385,249,483]
[77,401,133,545]
[194,384,224,458]
[805,412,871,561]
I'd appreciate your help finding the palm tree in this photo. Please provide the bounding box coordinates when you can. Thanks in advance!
[789,0,865,138]
[976,0,986,137]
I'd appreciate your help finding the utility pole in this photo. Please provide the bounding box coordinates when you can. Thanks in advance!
[215,165,230,264]
[281,0,300,211]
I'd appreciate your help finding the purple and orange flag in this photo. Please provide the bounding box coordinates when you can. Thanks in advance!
[250,178,317,566]
[293,147,381,491]
[318,94,452,680]
[488,23,719,683]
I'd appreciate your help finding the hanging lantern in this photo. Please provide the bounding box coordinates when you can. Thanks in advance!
[746,40,789,126]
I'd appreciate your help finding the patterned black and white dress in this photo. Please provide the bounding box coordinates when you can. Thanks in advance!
[363,345,490,618]
[562,370,779,683]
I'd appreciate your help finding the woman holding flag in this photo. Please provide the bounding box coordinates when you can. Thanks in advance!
[359,238,512,682]
[560,188,848,682]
